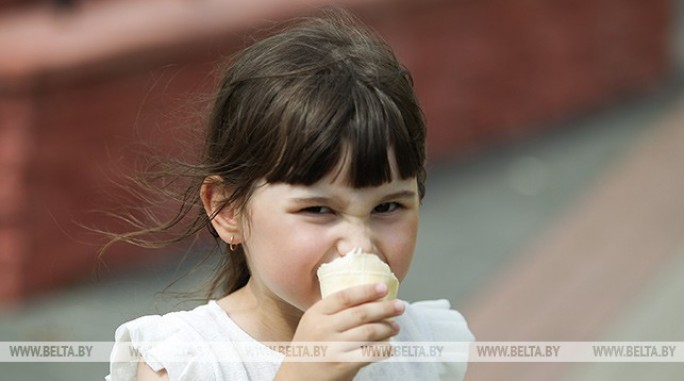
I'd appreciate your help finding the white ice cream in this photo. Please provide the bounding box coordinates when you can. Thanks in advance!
[317,248,399,300]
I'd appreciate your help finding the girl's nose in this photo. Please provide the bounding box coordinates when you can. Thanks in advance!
[337,221,377,255]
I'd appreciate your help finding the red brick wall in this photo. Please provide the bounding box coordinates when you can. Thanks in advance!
[0,0,673,303]
[0,96,32,301]
[0,62,215,304]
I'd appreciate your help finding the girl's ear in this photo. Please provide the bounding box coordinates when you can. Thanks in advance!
[200,176,242,244]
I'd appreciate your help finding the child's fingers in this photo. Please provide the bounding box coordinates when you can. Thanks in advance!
[318,283,389,314]
[343,319,401,343]
[332,299,404,332]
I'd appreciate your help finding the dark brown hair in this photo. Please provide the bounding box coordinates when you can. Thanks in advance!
[103,7,426,299]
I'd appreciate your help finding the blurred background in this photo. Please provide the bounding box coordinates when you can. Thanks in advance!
[1,0,683,380]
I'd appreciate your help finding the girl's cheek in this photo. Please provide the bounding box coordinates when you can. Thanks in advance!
[387,218,419,280]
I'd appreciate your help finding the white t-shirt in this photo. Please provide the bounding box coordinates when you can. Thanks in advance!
[106,299,473,381]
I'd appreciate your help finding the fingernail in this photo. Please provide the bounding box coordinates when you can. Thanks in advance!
[393,300,405,313]
[375,283,388,294]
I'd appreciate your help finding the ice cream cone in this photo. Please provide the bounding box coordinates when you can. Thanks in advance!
[317,248,399,300]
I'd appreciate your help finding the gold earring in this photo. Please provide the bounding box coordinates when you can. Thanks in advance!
[229,235,238,252]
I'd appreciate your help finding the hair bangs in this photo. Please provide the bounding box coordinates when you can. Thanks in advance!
[264,74,423,191]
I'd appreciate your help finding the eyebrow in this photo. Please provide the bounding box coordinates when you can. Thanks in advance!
[379,190,418,202]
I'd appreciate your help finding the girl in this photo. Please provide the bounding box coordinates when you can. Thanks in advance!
[106,8,473,381]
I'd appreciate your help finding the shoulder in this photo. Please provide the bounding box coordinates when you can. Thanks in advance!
[106,302,251,381]
[114,302,227,345]
[395,299,474,381]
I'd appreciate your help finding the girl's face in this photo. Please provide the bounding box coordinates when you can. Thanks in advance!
[239,153,420,312]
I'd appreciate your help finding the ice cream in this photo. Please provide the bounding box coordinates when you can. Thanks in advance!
[317,248,399,300]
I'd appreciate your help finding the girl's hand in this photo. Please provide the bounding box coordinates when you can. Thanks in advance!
[274,283,405,381]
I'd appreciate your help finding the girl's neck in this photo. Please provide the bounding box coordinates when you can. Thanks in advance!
[218,279,303,343]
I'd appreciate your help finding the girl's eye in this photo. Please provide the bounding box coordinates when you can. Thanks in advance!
[373,202,400,214]
[301,206,333,215]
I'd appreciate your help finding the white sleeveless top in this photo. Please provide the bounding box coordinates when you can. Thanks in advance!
[106,299,473,380]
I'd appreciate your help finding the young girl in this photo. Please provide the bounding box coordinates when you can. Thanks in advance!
[106,8,472,381]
